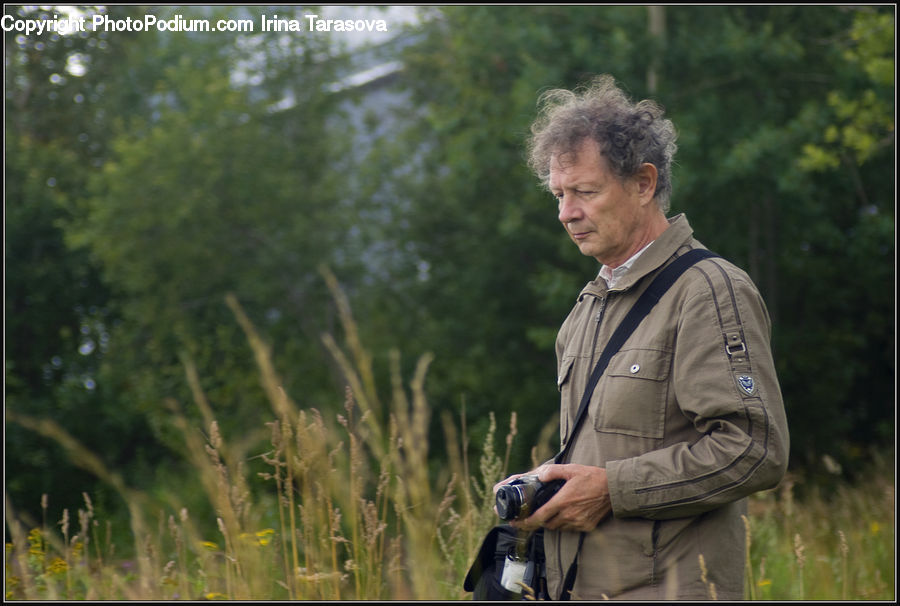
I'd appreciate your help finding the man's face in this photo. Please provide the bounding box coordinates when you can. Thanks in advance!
[549,139,649,268]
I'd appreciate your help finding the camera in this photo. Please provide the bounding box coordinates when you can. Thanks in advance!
[495,475,565,521]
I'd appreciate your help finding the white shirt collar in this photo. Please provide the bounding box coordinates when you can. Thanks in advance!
[599,241,654,289]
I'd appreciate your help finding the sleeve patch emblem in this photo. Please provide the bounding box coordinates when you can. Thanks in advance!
[737,374,756,396]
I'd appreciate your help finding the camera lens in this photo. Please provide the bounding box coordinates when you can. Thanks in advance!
[495,485,523,521]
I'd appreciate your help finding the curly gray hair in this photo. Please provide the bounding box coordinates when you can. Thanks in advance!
[526,75,677,213]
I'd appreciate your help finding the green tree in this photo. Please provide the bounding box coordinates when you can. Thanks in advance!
[5,5,357,528]
[64,6,356,468]
[5,5,156,523]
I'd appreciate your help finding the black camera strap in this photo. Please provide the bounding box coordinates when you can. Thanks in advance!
[552,247,719,600]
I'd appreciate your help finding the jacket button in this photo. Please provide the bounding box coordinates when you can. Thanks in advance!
[630,364,640,374]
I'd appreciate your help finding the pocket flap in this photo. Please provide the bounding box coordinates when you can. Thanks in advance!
[607,349,670,381]
[557,356,576,391]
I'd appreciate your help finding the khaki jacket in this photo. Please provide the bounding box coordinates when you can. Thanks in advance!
[545,214,789,600]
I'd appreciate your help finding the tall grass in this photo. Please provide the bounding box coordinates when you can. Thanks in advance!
[744,453,895,601]
[5,274,896,600]
[6,272,508,600]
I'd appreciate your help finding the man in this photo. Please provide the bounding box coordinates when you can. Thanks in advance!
[494,75,789,600]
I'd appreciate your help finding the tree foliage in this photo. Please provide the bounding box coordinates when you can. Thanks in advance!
[5,4,356,523]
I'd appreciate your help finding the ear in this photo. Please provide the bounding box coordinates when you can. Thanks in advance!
[634,163,658,205]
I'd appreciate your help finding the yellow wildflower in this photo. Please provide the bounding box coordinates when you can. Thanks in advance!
[27,528,44,555]
[26,529,46,568]
[256,528,275,546]
[47,557,68,575]
[238,528,276,546]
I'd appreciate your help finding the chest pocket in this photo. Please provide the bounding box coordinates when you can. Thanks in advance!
[557,356,577,446]
[595,348,671,439]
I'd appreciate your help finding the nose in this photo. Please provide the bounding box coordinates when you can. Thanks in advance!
[558,193,581,225]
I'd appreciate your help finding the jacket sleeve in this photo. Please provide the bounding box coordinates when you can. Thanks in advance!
[606,264,790,519]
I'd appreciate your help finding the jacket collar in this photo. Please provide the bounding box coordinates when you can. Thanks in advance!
[578,213,695,299]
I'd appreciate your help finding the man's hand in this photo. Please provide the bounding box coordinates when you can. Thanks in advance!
[508,463,612,533]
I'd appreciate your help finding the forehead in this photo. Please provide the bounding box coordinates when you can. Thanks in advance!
[548,139,610,185]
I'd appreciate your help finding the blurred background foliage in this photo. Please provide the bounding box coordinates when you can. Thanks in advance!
[5,5,894,532]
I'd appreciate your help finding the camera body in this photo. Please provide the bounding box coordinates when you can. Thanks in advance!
[495,475,565,521]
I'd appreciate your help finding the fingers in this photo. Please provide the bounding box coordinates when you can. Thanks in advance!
[521,504,596,532]
[534,463,572,484]
[511,487,565,531]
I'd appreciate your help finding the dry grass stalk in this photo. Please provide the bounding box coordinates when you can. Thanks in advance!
[698,553,717,600]
[793,532,806,599]
[838,530,849,600]
[742,514,755,600]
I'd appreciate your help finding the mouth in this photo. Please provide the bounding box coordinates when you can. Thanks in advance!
[570,230,591,241]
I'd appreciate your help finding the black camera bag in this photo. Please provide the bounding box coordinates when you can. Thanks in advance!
[463,525,549,600]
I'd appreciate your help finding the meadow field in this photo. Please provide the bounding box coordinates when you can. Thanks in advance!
[5,291,895,601]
